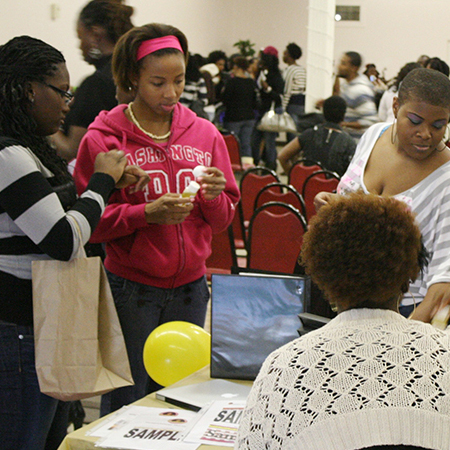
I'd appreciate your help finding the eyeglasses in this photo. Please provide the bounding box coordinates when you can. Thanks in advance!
[43,83,74,105]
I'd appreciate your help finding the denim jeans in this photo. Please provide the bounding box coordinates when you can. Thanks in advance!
[224,120,256,158]
[286,103,304,143]
[251,127,278,170]
[0,321,58,450]
[100,272,210,416]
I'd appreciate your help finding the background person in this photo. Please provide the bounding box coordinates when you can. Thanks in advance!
[222,55,258,168]
[278,95,356,176]
[51,0,134,162]
[315,68,450,320]
[237,193,450,450]
[0,35,147,450]
[251,49,284,171]
[179,52,209,119]
[74,23,240,416]
[200,49,228,105]
[282,42,306,142]
[332,51,379,140]
[378,62,421,123]
[426,56,450,76]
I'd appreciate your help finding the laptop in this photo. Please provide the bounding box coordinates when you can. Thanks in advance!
[155,379,252,412]
[210,273,310,381]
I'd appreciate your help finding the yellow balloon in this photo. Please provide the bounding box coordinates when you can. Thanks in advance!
[143,321,211,387]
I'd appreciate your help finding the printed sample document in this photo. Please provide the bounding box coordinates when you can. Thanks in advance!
[182,400,247,447]
[90,405,200,449]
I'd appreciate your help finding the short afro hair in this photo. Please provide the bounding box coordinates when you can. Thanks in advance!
[398,67,450,109]
[300,193,423,311]
[345,51,362,69]
[286,43,302,60]
[323,95,347,123]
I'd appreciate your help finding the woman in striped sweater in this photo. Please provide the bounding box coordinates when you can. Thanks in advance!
[314,67,450,322]
[0,36,147,450]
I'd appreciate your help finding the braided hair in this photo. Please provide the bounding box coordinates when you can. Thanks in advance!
[0,35,71,185]
[79,0,134,44]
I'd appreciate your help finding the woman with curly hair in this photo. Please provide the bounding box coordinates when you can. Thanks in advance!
[237,193,450,450]
[315,67,450,320]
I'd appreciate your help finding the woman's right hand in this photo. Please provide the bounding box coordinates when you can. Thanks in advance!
[314,192,338,212]
[144,193,194,225]
[94,150,128,184]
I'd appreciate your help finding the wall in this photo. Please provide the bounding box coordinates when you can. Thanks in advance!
[1,0,450,89]
[333,0,450,82]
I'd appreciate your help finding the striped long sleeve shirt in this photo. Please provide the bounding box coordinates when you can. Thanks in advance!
[282,64,306,110]
[337,123,450,306]
[0,137,115,325]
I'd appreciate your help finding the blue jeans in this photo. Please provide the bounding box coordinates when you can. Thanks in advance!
[286,103,304,143]
[224,120,256,158]
[0,321,58,450]
[100,272,210,416]
[251,127,278,170]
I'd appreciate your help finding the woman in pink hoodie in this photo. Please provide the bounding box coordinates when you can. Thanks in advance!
[74,23,240,416]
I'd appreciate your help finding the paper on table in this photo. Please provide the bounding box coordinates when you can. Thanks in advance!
[90,405,200,449]
[182,400,247,447]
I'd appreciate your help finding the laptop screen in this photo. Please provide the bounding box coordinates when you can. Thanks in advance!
[210,273,310,381]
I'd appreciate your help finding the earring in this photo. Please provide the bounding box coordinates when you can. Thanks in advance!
[436,139,447,152]
[29,92,35,103]
[390,118,397,145]
[88,46,103,60]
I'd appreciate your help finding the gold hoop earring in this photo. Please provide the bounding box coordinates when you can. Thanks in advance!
[390,119,397,145]
[436,139,447,152]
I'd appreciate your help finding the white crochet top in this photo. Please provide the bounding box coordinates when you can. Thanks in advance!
[236,308,450,450]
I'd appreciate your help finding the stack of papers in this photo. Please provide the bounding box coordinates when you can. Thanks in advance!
[90,400,247,449]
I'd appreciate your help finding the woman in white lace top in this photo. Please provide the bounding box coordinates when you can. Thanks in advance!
[236,193,450,450]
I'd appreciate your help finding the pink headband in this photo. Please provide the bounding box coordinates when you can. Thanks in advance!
[137,36,184,61]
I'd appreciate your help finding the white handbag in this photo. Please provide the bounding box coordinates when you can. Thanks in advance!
[257,102,297,134]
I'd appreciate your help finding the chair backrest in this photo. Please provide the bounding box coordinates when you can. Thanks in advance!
[288,159,323,195]
[231,203,246,249]
[254,182,306,218]
[222,132,243,172]
[239,166,280,230]
[205,225,238,281]
[247,202,307,273]
[302,170,340,222]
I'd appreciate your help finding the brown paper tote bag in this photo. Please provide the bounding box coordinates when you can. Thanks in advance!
[32,252,134,401]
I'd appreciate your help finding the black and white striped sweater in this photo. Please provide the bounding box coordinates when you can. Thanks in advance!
[0,137,115,325]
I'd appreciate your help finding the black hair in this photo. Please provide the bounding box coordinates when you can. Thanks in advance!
[233,56,250,71]
[363,63,377,77]
[286,43,302,60]
[260,52,280,75]
[345,51,362,69]
[185,53,203,83]
[398,67,450,109]
[79,0,134,44]
[0,36,71,185]
[426,57,450,77]
[323,95,347,123]
[207,50,227,65]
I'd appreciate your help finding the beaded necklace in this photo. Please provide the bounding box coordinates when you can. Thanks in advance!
[128,102,171,140]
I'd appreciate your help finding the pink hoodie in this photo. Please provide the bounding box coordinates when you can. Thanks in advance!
[74,103,240,288]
